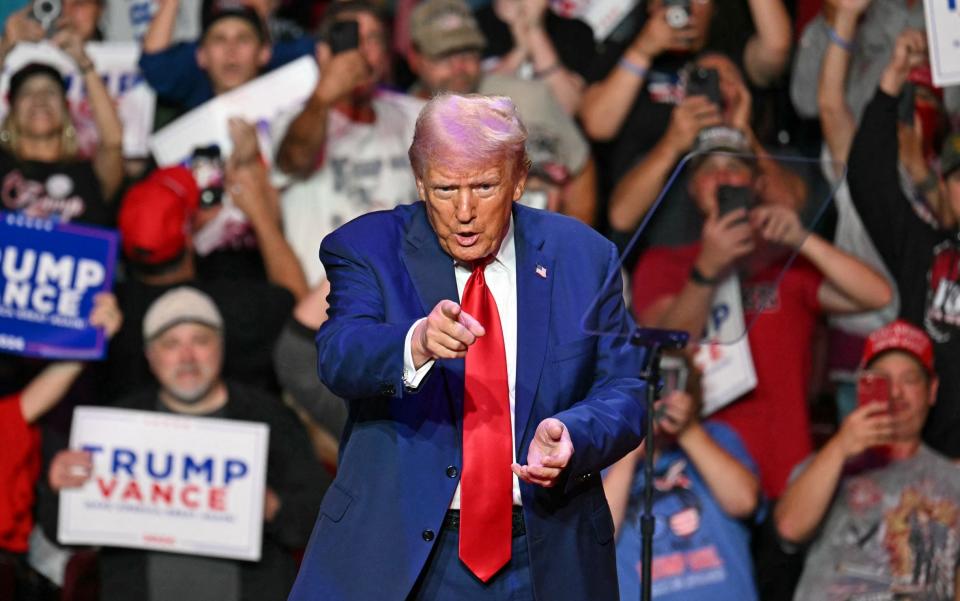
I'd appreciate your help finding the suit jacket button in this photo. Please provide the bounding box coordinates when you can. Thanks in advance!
[380,383,396,397]
[446,466,458,478]
[422,529,435,542]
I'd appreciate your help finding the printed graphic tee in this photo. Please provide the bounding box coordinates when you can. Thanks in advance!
[276,90,425,286]
[615,422,761,601]
[0,148,111,226]
[794,446,960,601]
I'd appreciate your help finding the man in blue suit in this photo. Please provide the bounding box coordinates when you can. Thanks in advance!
[288,94,647,601]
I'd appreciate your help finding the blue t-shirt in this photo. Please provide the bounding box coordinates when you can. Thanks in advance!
[138,36,315,109]
[615,422,761,601]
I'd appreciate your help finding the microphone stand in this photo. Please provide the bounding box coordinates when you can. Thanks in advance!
[630,328,689,601]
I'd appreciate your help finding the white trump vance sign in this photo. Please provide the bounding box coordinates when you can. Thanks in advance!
[924,0,960,86]
[58,407,269,561]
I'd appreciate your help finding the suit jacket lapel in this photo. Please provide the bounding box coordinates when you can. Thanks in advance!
[400,203,465,431]
[513,206,553,453]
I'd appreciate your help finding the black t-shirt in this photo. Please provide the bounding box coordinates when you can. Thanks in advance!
[474,5,597,81]
[848,91,960,458]
[102,278,294,401]
[607,53,691,184]
[0,147,112,227]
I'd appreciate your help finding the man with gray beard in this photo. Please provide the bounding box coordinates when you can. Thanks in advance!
[44,287,327,601]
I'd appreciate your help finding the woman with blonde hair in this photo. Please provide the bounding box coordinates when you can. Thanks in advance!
[0,7,123,225]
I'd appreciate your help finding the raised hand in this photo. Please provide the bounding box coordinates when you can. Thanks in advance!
[664,95,723,154]
[836,403,895,458]
[88,292,123,339]
[750,204,807,249]
[880,29,928,96]
[696,209,756,280]
[314,43,372,106]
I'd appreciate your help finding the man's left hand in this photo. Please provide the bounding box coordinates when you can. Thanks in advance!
[512,418,573,488]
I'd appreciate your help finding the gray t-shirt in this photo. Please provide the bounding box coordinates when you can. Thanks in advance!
[794,446,960,601]
[147,401,240,601]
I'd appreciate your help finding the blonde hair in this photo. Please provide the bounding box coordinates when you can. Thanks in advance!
[0,93,78,160]
[408,93,530,179]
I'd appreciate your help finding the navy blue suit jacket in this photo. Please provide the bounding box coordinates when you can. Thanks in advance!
[288,202,647,601]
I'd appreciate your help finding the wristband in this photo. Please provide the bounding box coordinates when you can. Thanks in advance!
[534,63,561,79]
[618,57,648,79]
[826,27,853,52]
[689,265,721,286]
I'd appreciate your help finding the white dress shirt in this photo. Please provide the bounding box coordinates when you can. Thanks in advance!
[402,217,522,507]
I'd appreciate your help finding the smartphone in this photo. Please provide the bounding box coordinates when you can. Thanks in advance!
[717,185,753,218]
[190,145,224,208]
[897,83,916,126]
[687,67,722,108]
[660,356,689,396]
[663,0,691,29]
[857,371,891,412]
[329,20,360,54]
[31,0,61,32]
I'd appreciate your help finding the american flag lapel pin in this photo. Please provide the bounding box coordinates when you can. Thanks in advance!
[535,264,548,279]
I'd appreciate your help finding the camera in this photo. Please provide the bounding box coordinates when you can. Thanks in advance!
[189,145,225,208]
[687,66,722,107]
[31,0,61,32]
[664,0,691,29]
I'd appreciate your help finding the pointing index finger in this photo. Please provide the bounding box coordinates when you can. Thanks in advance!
[457,309,486,338]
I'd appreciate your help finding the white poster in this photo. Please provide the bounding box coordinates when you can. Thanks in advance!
[0,42,156,157]
[149,56,319,167]
[924,0,960,86]
[550,0,638,42]
[693,276,758,416]
[58,407,269,561]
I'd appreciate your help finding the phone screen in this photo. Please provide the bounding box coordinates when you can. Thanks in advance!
[716,185,752,218]
[329,20,360,54]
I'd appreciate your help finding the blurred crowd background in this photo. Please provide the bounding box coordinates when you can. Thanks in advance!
[1,0,960,599]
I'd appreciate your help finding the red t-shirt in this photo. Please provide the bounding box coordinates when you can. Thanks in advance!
[0,393,41,553]
[633,243,823,498]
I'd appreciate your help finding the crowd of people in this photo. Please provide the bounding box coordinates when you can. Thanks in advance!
[0,0,959,599]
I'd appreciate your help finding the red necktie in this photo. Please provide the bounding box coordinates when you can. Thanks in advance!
[459,260,512,582]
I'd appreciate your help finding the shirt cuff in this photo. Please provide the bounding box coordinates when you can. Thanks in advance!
[403,318,434,390]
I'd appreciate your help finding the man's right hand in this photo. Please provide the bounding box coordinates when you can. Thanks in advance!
[630,7,696,60]
[49,450,93,492]
[880,29,927,97]
[2,7,44,49]
[314,44,371,106]
[695,209,755,280]
[836,403,895,458]
[664,96,723,155]
[411,300,485,368]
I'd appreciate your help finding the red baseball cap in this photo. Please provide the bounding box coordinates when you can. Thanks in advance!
[118,167,200,265]
[860,320,935,374]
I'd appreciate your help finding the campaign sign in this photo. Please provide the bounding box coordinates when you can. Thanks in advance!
[59,407,269,561]
[0,213,117,359]
[149,56,318,167]
[924,0,960,86]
